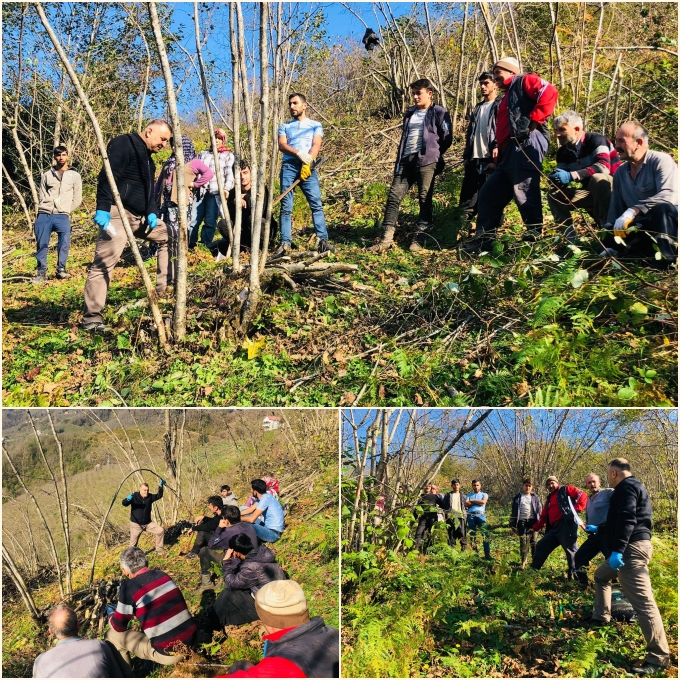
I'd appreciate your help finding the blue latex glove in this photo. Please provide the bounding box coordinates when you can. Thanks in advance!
[585,525,598,533]
[608,551,625,570]
[94,210,111,229]
[147,213,158,230]
[159,479,166,487]
[105,603,116,617]
[126,493,133,501]
[549,168,572,185]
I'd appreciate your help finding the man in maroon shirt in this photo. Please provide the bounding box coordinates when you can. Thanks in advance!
[530,476,587,579]
[465,57,558,254]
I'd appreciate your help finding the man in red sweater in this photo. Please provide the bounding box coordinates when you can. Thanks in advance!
[531,476,587,579]
[465,57,558,254]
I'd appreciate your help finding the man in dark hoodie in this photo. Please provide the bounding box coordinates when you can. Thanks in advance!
[82,119,172,332]
[122,480,166,553]
[370,78,452,253]
[219,579,339,678]
[589,459,669,676]
[213,533,286,628]
[530,476,587,578]
[184,496,224,561]
[196,504,259,592]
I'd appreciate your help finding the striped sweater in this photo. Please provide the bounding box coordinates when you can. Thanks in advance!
[110,568,197,652]
[556,131,621,183]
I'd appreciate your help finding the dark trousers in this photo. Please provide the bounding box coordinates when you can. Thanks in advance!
[190,530,213,555]
[574,529,611,578]
[531,521,578,575]
[459,159,492,217]
[415,512,438,548]
[603,203,678,262]
[476,132,549,239]
[447,514,468,550]
[199,546,224,574]
[383,156,437,234]
[214,588,258,627]
[516,519,537,563]
[34,213,71,273]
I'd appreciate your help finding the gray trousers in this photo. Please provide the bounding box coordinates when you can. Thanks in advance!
[105,628,180,677]
[476,132,549,239]
[82,205,171,324]
[129,521,165,551]
[593,540,669,667]
[547,172,613,240]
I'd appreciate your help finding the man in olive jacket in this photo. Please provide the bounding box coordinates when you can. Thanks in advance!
[589,458,669,676]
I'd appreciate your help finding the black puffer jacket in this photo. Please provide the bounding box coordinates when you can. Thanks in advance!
[605,476,653,554]
[222,545,286,594]
[264,616,340,678]
[122,486,163,525]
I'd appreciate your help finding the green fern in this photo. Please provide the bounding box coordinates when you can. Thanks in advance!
[533,296,564,327]
[563,635,606,677]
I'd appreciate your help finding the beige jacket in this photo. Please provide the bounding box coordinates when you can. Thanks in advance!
[37,167,82,215]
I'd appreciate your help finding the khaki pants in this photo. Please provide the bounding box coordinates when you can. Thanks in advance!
[82,205,171,324]
[129,521,165,551]
[593,540,669,666]
[547,172,613,238]
[105,627,180,677]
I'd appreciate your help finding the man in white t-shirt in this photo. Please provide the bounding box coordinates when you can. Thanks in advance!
[275,93,332,255]
[459,72,501,219]
[442,479,468,550]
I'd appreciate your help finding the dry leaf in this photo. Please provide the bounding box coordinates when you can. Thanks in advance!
[341,391,356,405]
[43,382,58,394]
[242,336,266,360]
[322,351,330,365]
[473,369,483,379]
[337,369,347,378]
[414,393,423,405]
[203,385,213,396]
[378,384,386,399]
[333,350,344,362]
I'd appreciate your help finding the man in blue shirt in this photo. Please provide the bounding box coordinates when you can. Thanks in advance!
[240,478,285,543]
[465,479,491,559]
[275,93,332,255]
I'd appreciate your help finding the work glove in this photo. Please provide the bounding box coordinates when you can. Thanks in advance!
[585,525,598,533]
[146,213,158,230]
[296,150,314,166]
[608,551,625,570]
[613,208,637,238]
[126,493,133,501]
[159,479,166,487]
[94,210,111,229]
[105,603,116,617]
[300,164,312,181]
[549,168,572,186]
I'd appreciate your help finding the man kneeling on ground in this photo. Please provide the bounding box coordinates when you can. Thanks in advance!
[197,504,259,592]
[105,547,197,676]
[33,604,122,678]
[218,580,339,678]
[213,532,287,628]
[185,495,224,560]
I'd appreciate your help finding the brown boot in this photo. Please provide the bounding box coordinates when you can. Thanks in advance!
[368,226,395,253]
[197,573,214,593]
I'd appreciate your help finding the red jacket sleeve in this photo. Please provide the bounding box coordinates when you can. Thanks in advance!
[522,73,558,124]
[217,657,306,677]
[532,500,548,531]
[567,485,588,512]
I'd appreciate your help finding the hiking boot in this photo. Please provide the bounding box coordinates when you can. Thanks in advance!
[31,272,48,284]
[317,239,335,254]
[632,662,668,676]
[462,237,493,255]
[81,321,111,333]
[586,617,610,629]
[56,269,72,280]
[197,573,214,593]
[184,552,199,560]
[369,226,396,253]
[272,243,291,258]
[409,239,423,252]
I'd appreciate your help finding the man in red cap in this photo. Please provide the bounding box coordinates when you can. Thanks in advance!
[465,56,558,253]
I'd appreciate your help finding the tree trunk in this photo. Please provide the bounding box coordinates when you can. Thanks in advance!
[423,3,446,109]
[229,2,244,272]
[35,1,170,350]
[2,546,42,624]
[584,2,605,128]
[479,3,499,65]
[602,53,623,135]
[548,2,565,89]
[2,162,33,230]
[452,2,469,132]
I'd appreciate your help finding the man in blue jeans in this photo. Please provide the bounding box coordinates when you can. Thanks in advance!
[32,146,82,283]
[275,93,333,255]
[240,478,285,543]
[465,479,492,559]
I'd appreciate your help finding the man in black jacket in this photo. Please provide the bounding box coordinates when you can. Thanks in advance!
[82,120,173,332]
[122,480,166,553]
[589,459,669,676]
[370,78,452,253]
[184,495,224,561]
[509,478,542,569]
[459,72,501,219]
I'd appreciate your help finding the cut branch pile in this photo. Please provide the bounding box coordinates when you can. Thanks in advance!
[262,250,359,291]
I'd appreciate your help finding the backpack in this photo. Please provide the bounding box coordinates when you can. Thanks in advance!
[611,587,638,622]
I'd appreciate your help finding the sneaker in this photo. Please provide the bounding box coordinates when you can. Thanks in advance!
[155,548,167,554]
[31,272,48,284]
[80,321,111,333]
[56,269,72,280]
[632,662,668,676]
[272,243,291,258]
[317,239,335,254]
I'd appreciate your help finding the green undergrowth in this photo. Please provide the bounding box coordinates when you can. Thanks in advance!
[342,520,678,678]
[2,166,677,406]
[2,467,338,678]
